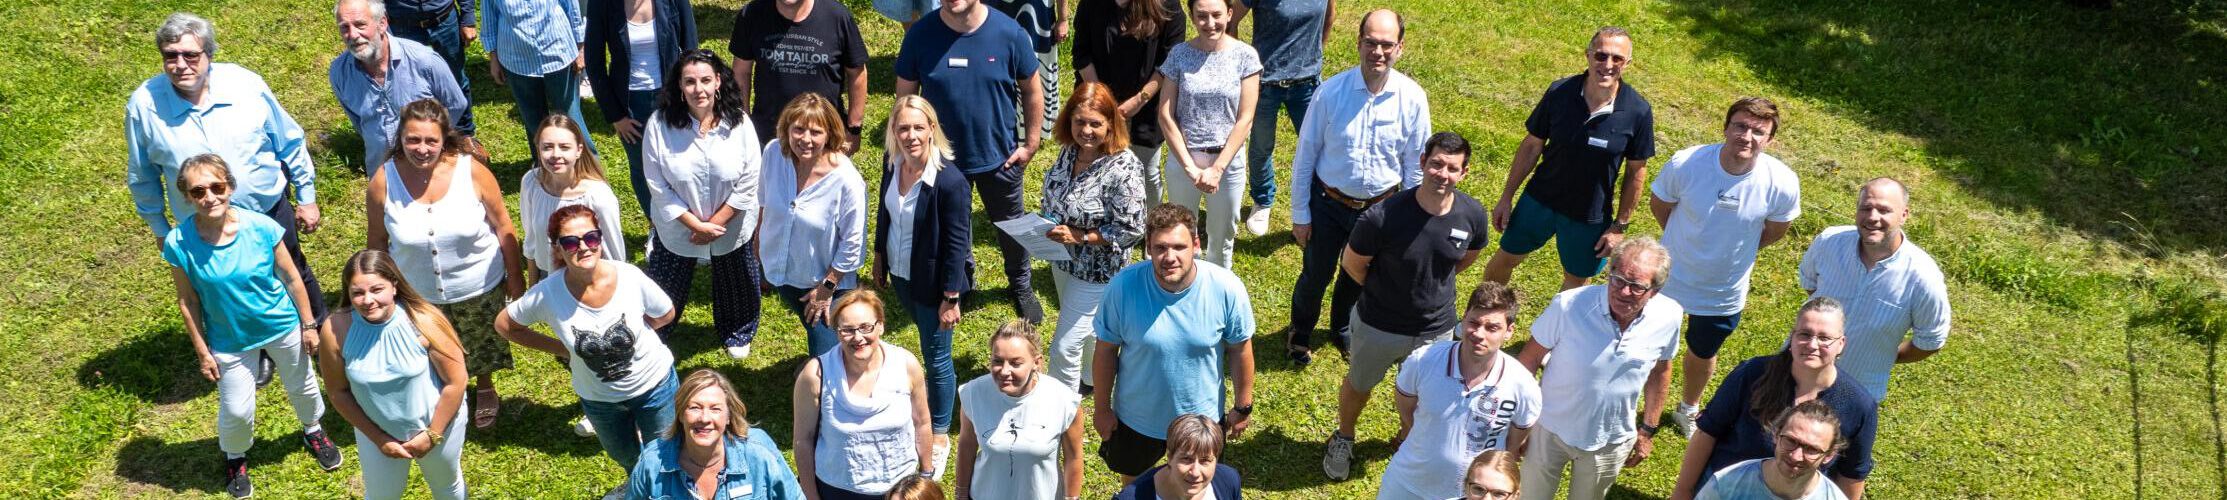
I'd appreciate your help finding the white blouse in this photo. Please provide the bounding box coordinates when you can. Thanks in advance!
[518,169,628,272]
[641,111,761,259]
[757,140,867,290]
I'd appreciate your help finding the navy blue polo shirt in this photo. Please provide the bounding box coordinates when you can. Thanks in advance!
[1696,355,1880,485]
[1519,73,1656,224]
[895,10,1040,174]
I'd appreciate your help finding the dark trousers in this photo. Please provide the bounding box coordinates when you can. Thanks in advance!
[265,197,327,319]
[501,67,598,155]
[386,9,477,136]
[643,239,761,346]
[965,165,1033,291]
[1288,183,1366,348]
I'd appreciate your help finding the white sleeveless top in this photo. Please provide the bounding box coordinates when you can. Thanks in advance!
[814,343,921,495]
[384,155,504,304]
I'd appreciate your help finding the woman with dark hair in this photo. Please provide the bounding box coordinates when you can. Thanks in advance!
[1670,298,1878,500]
[793,291,933,500]
[366,99,525,431]
[1039,81,1148,392]
[495,204,681,499]
[583,0,696,216]
[1112,414,1242,500]
[1694,401,1850,500]
[872,94,973,462]
[166,154,339,498]
[625,369,804,499]
[954,321,1086,500]
[1073,0,1185,207]
[639,50,766,359]
[759,93,868,359]
[316,250,471,500]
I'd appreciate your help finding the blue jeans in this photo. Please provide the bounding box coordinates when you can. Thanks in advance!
[1245,77,1318,208]
[388,10,476,136]
[580,370,678,471]
[502,66,598,154]
[620,89,659,219]
[775,285,848,357]
[890,277,955,433]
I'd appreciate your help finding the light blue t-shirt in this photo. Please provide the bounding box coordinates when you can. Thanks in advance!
[161,210,299,354]
[1094,260,1254,440]
[1695,459,1849,500]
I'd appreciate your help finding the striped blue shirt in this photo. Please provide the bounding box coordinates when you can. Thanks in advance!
[1797,226,1951,400]
[480,0,585,77]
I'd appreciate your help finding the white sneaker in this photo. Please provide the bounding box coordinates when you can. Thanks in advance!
[580,79,597,102]
[573,417,597,437]
[1322,432,1355,480]
[726,345,752,360]
[931,437,952,480]
[1668,404,1700,439]
[1243,204,1273,236]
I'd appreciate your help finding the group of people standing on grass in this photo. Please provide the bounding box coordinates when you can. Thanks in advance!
[126,0,1954,498]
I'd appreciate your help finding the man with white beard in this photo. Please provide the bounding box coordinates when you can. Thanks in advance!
[329,0,473,170]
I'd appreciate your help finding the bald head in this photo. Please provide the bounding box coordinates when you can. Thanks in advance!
[1359,9,1404,41]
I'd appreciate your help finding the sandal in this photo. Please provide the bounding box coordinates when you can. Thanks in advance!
[473,387,500,429]
[1286,342,1313,368]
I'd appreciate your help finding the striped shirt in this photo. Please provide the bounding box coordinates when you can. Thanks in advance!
[1797,226,1951,400]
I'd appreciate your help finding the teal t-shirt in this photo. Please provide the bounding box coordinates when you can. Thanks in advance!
[162,211,299,353]
[1094,260,1254,439]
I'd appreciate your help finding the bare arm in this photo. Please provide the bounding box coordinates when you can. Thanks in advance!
[894,78,919,100]
[1896,340,1941,364]
[1758,220,1793,249]
[169,267,220,381]
[1614,159,1650,225]
[491,309,569,358]
[1642,359,1671,429]
[733,58,756,115]
[909,358,933,475]
[365,173,389,251]
[421,316,470,442]
[1010,71,1046,168]
[844,66,869,129]
[1516,340,1549,375]
[1321,0,1337,45]
[1649,194,1676,230]
[1156,73,1196,172]
[1492,136,1547,231]
[1091,340,1121,439]
[1669,430,1719,500]
[1455,249,1484,275]
[1392,391,1417,444]
[472,160,525,299]
[1061,403,1086,497]
[955,405,978,499]
[793,360,824,500]
[1339,247,1372,285]
[1224,339,1256,437]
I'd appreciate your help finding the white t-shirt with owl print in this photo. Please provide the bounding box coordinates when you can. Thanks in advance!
[506,261,677,402]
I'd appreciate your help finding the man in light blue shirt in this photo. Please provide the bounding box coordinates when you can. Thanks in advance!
[1797,177,1950,400]
[330,0,473,171]
[482,0,593,150]
[127,12,326,318]
[1283,9,1430,367]
[1092,204,1257,479]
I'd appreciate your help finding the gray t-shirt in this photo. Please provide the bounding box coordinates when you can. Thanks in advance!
[1696,459,1850,500]
[1159,40,1262,151]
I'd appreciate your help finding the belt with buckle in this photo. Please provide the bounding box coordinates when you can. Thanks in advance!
[1320,183,1393,210]
[394,2,460,29]
[1264,76,1318,89]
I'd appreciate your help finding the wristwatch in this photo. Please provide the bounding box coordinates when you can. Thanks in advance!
[818,278,837,291]
[942,295,962,305]
[1610,220,1632,232]
[300,319,322,332]
[1637,421,1660,437]
[427,429,446,447]
[1230,404,1254,417]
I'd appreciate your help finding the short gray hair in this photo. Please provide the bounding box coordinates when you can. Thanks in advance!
[156,12,217,56]
[336,0,389,21]
[1609,236,1672,289]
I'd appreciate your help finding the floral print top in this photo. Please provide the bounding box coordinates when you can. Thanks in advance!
[1042,146,1148,283]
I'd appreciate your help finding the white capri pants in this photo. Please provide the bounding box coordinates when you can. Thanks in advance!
[212,332,325,455]
[1164,148,1246,268]
[356,414,469,500]
[1048,268,1107,390]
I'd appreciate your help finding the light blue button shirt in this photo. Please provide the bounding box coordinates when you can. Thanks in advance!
[1288,67,1431,225]
[1797,226,1951,400]
[481,0,586,77]
[125,63,317,238]
[329,36,472,170]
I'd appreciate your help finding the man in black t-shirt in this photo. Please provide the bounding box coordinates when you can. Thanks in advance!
[730,0,871,144]
[1320,131,1493,480]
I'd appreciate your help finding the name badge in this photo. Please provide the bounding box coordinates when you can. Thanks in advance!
[1449,228,1472,241]
[1586,136,1610,148]
[727,483,753,497]
[947,57,969,68]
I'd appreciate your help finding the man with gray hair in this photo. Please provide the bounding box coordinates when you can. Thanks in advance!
[1797,177,1950,400]
[1516,236,1682,500]
[329,0,473,170]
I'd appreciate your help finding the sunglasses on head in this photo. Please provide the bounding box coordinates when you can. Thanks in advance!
[557,230,604,252]
[187,182,230,199]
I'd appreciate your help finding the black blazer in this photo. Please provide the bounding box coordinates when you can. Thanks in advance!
[874,157,974,304]
[583,0,697,121]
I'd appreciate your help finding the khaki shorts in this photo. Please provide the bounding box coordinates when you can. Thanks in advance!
[1344,308,1453,390]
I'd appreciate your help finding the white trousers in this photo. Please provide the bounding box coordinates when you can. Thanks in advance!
[1163,148,1246,268]
[1131,143,1166,209]
[356,414,469,500]
[1519,429,1635,500]
[1048,268,1106,391]
[212,332,325,455]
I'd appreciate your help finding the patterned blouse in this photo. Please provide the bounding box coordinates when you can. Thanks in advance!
[1042,146,1148,283]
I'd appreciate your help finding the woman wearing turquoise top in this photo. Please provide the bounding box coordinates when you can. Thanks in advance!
[161,154,340,499]
[627,369,805,499]
[316,249,471,500]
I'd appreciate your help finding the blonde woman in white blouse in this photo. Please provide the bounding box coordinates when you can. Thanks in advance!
[758,92,868,360]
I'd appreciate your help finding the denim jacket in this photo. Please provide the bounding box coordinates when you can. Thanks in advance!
[628,427,804,500]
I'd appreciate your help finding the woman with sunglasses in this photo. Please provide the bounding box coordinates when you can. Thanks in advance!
[315,249,470,500]
[519,114,627,438]
[367,99,525,430]
[1693,401,1850,500]
[1669,298,1877,500]
[759,92,867,359]
[165,153,341,498]
[641,50,765,360]
[496,204,681,499]
[793,292,933,500]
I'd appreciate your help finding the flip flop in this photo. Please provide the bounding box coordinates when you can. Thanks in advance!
[473,387,499,429]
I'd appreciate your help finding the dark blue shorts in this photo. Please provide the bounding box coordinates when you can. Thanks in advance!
[1684,312,1745,359]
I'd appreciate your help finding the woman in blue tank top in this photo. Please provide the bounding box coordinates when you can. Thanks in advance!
[315,249,472,500]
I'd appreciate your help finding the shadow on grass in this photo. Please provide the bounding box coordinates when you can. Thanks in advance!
[1220,427,1369,491]
[2129,277,2227,498]
[1661,0,2227,257]
[114,432,337,495]
[77,327,214,405]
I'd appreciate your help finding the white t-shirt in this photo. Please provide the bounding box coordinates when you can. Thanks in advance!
[1531,285,1683,451]
[958,374,1079,500]
[1382,345,1540,500]
[503,262,676,402]
[1696,459,1850,500]
[1650,144,1801,316]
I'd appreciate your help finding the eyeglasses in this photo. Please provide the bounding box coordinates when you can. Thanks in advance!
[1466,488,1516,500]
[556,230,604,252]
[186,182,230,199]
[162,50,206,63]
[1774,432,1830,460]
[836,322,882,338]
[1589,50,1629,65]
[1361,38,1401,52]
[1606,272,1656,294]
[1792,331,1844,347]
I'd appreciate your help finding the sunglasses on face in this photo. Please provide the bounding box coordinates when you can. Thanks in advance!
[162,50,206,63]
[557,230,604,252]
[1590,51,1629,64]
[186,182,230,199]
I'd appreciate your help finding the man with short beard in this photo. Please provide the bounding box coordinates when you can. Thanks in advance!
[1796,177,1951,401]
[329,0,472,170]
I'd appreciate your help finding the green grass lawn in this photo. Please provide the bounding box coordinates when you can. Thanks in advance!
[4,0,2226,498]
